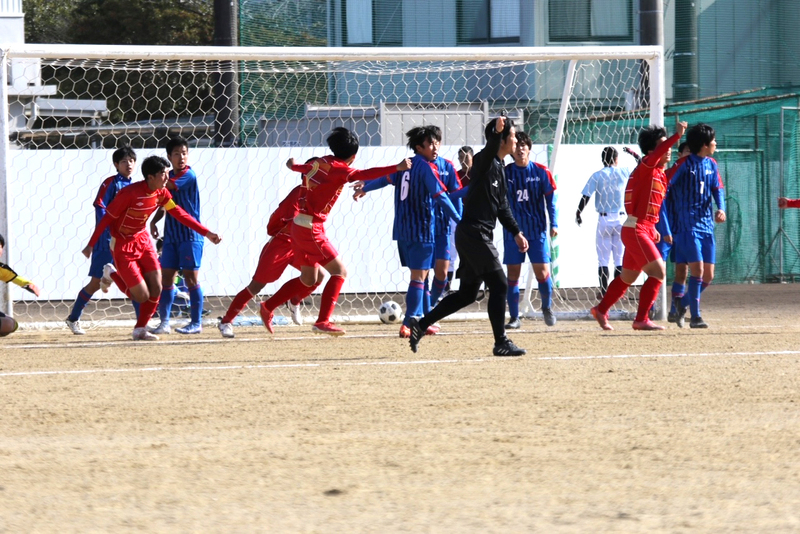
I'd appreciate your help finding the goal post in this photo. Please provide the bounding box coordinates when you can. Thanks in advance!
[0,44,664,329]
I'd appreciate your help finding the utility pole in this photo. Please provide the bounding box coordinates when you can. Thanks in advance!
[214,0,240,147]
[673,0,699,101]
[638,0,664,109]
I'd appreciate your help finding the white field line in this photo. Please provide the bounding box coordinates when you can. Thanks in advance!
[1,340,798,379]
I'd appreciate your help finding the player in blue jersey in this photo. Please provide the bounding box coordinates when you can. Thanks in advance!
[65,146,137,335]
[657,142,691,322]
[575,146,632,296]
[664,124,726,328]
[503,131,558,328]
[430,140,465,308]
[354,125,461,337]
[149,136,206,334]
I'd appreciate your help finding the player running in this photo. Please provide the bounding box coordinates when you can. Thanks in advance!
[590,118,688,331]
[408,116,529,357]
[82,155,221,341]
[217,181,323,338]
[65,146,137,334]
[259,127,411,336]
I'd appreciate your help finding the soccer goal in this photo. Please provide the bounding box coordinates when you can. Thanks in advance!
[0,44,664,329]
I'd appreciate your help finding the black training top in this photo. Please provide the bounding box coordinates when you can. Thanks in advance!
[459,128,521,239]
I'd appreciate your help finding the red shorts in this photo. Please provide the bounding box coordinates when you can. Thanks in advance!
[290,221,338,267]
[621,223,661,272]
[110,232,160,289]
[252,232,302,285]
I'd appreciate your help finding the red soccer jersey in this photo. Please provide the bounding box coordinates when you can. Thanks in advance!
[290,156,398,222]
[104,181,172,240]
[267,185,304,237]
[624,132,682,224]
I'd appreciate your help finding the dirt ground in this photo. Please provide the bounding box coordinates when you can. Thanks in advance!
[1,283,799,533]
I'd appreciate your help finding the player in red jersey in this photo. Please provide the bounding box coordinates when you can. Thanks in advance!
[590,119,687,331]
[216,183,324,338]
[82,155,221,341]
[258,127,411,336]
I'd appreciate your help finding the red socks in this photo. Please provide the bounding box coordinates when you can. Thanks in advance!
[110,272,129,295]
[317,275,345,324]
[598,276,630,314]
[136,297,159,328]
[636,277,662,322]
[222,287,254,324]
[263,277,309,312]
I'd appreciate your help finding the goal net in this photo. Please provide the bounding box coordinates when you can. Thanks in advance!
[0,45,664,329]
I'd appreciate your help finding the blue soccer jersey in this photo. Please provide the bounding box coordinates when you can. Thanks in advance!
[164,166,202,243]
[503,161,557,241]
[433,157,463,236]
[666,154,725,235]
[92,173,133,252]
[391,153,458,243]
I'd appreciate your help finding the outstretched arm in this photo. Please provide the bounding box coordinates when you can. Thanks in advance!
[164,202,221,244]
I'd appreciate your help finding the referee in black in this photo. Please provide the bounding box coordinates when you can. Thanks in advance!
[410,116,529,356]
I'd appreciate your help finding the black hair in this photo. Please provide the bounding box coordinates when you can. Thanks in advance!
[112,146,136,164]
[484,117,515,142]
[141,155,171,179]
[165,135,189,156]
[602,146,618,166]
[326,127,360,160]
[406,125,442,153]
[686,123,715,154]
[515,131,533,150]
[458,146,474,156]
[637,125,668,155]
[0,232,4,247]
[677,141,689,154]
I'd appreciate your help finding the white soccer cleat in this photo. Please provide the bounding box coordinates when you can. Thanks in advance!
[287,302,303,325]
[132,327,159,341]
[65,319,86,335]
[100,263,116,293]
[218,321,234,338]
[150,322,171,335]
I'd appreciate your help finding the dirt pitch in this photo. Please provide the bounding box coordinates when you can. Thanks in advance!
[1,284,799,533]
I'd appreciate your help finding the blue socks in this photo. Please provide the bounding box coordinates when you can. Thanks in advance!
[68,289,93,322]
[538,275,553,310]
[404,280,425,326]
[189,285,204,325]
[430,276,448,305]
[158,286,176,324]
[507,280,520,320]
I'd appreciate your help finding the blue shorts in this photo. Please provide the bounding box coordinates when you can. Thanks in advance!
[674,231,716,264]
[435,234,452,262]
[504,233,550,265]
[89,247,113,278]
[657,240,674,262]
[398,240,435,270]
[160,240,204,271]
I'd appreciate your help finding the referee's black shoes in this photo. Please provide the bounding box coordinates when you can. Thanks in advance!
[408,317,424,353]
[493,338,526,357]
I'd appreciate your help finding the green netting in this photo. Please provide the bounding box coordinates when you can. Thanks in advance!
[585,87,800,284]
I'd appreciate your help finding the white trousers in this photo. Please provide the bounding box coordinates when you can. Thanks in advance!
[596,213,624,267]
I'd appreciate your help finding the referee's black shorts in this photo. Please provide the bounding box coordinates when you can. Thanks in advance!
[454,225,502,284]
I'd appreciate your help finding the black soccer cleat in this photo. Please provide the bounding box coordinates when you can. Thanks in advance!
[408,317,424,353]
[493,338,526,357]
[505,318,521,330]
[674,299,687,329]
[690,316,708,329]
[542,308,557,327]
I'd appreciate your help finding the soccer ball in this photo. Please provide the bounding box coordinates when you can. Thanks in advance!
[378,301,403,324]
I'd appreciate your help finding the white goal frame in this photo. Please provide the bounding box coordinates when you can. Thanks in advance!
[0,44,665,326]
